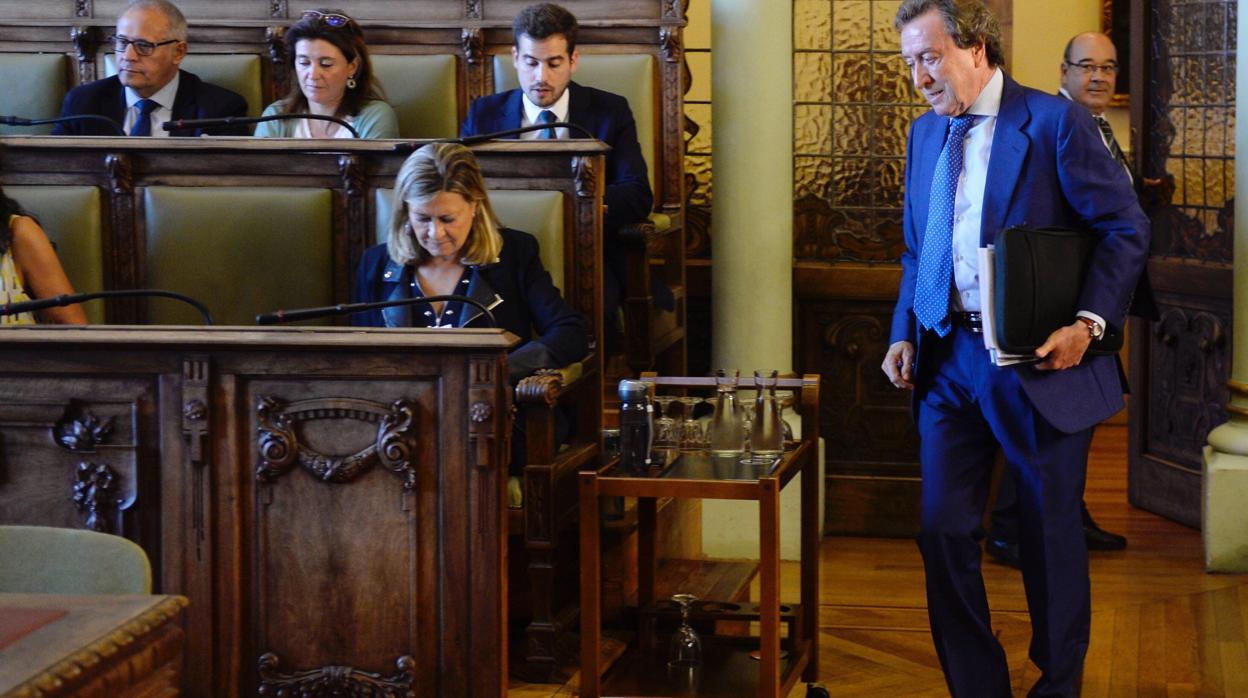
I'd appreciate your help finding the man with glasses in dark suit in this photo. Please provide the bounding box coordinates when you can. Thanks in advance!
[54,0,248,137]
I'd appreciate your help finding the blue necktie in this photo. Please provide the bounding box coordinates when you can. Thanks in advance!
[537,109,557,139]
[913,114,975,337]
[129,99,158,137]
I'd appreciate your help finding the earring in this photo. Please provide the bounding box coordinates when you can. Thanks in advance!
[347,76,357,89]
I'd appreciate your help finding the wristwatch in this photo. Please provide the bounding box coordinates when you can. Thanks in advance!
[1076,316,1104,341]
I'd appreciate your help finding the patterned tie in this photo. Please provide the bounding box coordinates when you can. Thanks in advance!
[1094,115,1130,176]
[913,114,975,337]
[537,109,557,139]
[129,98,158,137]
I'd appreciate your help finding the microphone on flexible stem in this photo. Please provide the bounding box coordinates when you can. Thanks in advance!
[1,114,126,136]
[0,289,214,325]
[256,294,497,328]
[393,122,599,152]
[162,113,360,138]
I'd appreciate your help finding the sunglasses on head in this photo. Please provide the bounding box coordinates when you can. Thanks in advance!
[302,10,355,28]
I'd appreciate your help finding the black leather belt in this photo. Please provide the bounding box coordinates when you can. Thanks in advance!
[952,311,983,334]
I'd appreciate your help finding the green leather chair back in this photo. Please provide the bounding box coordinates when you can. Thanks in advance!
[0,54,68,135]
[493,53,656,194]
[373,188,565,291]
[371,54,459,139]
[106,53,264,118]
[4,186,106,324]
[144,187,334,325]
[0,525,151,594]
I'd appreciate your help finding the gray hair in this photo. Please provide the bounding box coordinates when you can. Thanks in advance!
[895,0,1004,68]
[122,0,189,41]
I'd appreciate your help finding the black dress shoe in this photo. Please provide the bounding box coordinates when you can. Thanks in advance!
[985,537,1021,569]
[1083,521,1127,551]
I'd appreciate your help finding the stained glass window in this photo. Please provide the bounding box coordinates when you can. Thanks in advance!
[1147,0,1236,261]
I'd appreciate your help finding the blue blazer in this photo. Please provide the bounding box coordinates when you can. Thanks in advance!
[461,83,653,234]
[352,227,589,383]
[53,71,249,137]
[889,73,1150,433]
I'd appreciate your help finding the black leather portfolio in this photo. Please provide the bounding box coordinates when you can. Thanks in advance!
[991,226,1123,355]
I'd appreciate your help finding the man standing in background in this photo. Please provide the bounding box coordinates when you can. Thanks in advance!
[985,32,1134,568]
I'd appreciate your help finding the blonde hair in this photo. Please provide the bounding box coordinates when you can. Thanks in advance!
[387,143,503,267]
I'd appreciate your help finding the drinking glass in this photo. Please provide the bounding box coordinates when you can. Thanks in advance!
[678,396,706,451]
[653,395,679,449]
[668,593,702,667]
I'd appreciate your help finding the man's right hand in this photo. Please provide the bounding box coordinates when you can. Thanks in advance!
[882,340,915,390]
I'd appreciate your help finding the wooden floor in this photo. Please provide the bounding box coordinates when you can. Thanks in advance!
[510,424,1248,696]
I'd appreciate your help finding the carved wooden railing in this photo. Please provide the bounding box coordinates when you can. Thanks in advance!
[0,326,515,697]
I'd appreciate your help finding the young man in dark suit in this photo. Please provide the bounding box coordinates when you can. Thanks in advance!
[460,2,665,320]
[880,1,1149,695]
[53,0,248,137]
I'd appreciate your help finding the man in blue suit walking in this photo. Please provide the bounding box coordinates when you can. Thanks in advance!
[461,2,664,322]
[880,1,1149,695]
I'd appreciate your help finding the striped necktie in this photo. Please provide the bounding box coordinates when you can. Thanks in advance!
[913,114,975,337]
[1094,115,1130,177]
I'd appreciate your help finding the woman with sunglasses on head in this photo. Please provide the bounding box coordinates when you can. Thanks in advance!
[353,143,587,482]
[0,187,87,325]
[255,9,398,139]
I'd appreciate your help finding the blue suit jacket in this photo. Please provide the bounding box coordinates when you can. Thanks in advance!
[460,82,653,235]
[889,73,1150,433]
[53,71,249,136]
[352,227,589,384]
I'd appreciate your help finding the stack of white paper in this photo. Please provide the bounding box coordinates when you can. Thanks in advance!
[977,246,1037,366]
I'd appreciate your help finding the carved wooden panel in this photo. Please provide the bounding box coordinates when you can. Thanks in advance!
[0,328,512,697]
[1145,304,1230,468]
[246,379,432,693]
[0,383,152,541]
[796,298,920,535]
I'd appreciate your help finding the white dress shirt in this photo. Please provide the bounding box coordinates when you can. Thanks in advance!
[123,72,180,137]
[519,88,570,140]
[951,71,1105,330]
[950,68,1002,313]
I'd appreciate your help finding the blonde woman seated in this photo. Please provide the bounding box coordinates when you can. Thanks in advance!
[255,9,398,139]
[353,143,587,476]
[1,188,87,325]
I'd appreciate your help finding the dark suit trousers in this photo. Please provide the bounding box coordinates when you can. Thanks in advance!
[917,326,1092,698]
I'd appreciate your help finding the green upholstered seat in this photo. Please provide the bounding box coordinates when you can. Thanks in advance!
[373,188,566,290]
[106,53,264,118]
[371,54,459,139]
[493,53,657,194]
[144,187,334,325]
[4,186,106,324]
[0,525,151,594]
[0,54,68,136]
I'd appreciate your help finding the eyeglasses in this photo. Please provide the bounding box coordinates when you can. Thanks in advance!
[302,10,356,28]
[110,35,180,57]
[1065,61,1119,76]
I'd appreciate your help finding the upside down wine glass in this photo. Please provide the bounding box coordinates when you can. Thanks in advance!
[668,593,702,667]
[653,395,679,449]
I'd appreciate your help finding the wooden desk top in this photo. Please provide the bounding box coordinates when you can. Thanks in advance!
[0,593,187,695]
